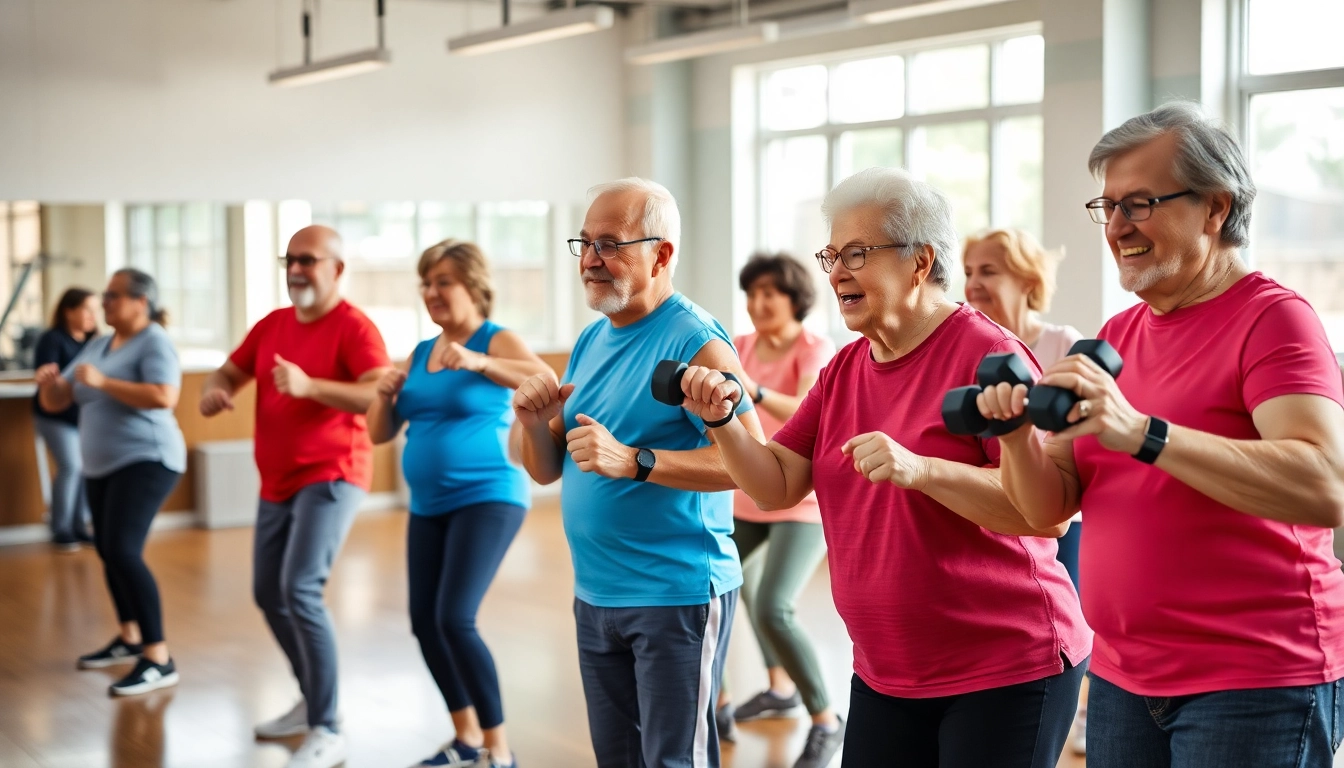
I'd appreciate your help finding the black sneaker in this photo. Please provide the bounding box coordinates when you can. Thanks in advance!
[734,689,804,721]
[715,702,737,743]
[77,637,143,669]
[109,657,179,697]
[74,529,95,547]
[793,716,845,768]
[52,534,81,553]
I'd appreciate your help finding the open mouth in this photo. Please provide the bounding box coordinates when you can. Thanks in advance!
[838,292,864,306]
[1120,246,1151,257]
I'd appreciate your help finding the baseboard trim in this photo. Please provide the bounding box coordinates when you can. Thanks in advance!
[0,511,198,547]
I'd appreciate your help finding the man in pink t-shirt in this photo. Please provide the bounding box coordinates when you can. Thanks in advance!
[986,104,1344,768]
[684,168,1091,768]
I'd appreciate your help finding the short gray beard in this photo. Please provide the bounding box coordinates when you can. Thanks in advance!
[1118,257,1182,293]
[288,285,318,309]
[584,279,633,316]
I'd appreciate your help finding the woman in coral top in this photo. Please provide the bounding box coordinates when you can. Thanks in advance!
[716,253,840,768]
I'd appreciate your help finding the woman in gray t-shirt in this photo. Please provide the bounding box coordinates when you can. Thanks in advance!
[35,268,186,698]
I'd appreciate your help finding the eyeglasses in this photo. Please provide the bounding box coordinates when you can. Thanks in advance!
[101,290,139,303]
[814,243,914,274]
[567,237,663,258]
[1085,190,1194,224]
[279,254,335,269]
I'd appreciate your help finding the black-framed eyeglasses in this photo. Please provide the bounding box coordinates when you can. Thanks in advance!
[567,237,664,258]
[814,243,914,273]
[101,290,143,303]
[279,254,335,269]
[1085,190,1194,224]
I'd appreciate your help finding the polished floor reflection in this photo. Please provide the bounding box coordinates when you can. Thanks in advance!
[0,501,1087,767]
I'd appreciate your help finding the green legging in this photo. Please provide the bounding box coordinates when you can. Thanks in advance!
[727,519,830,714]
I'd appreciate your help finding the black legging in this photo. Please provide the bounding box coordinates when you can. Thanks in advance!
[407,502,526,730]
[85,461,181,645]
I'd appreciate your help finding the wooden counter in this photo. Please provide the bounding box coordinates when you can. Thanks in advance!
[0,352,569,527]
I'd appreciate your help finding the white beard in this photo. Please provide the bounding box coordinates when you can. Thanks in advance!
[1118,258,1182,293]
[288,285,318,309]
[584,281,632,316]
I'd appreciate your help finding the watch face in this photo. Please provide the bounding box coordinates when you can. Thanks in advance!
[637,449,656,470]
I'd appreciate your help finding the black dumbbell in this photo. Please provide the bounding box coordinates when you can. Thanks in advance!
[941,352,1035,436]
[1025,339,1123,432]
[651,360,744,406]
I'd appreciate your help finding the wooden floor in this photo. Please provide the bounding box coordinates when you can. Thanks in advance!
[0,501,1087,768]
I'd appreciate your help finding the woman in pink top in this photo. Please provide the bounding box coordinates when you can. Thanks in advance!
[715,253,840,767]
[983,104,1344,768]
[681,168,1091,768]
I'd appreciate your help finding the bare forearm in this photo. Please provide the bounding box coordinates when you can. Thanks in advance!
[202,369,237,397]
[1159,425,1344,527]
[645,445,740,492]
[479,359,554,391]
[999,432,1077,529]
[101,379,178,410]
[707,419,801,508]
[366,396,402,445]
[758,391,804,422]
[309,379,379,414]
[38,380,73,412]
[516,422,564,485]
[923,460,1064,537]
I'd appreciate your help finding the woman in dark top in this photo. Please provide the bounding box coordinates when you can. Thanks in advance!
[32,287,99,551]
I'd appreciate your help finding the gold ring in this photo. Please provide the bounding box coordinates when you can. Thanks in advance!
[1079,400,1092,419]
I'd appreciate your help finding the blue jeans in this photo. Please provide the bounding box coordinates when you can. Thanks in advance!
[34,415,90,539]
[1088,673,1343,768]
[575,591,737,768]
[253,480,363,730]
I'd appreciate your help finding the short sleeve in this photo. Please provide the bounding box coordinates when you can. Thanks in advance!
[61,340,94,379]
[139,332,182,387]
[681,333,754,433]
[1241,297,1344,413]
[772,372,824,460]
[341,312,392,379]
[796,333,837,380]
[229,315,267,376]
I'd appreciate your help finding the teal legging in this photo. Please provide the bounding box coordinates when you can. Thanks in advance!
[729,519,830,714]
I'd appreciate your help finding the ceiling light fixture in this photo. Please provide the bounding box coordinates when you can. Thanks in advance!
[849,0,1014,26]
[269,0,391,87]
[447,2,615,56]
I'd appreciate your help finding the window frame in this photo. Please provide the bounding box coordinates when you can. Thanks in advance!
[124,202,230,356]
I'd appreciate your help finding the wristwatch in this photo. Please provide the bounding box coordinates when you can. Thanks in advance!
[752,385,767,404]
[634,448,656,482]
[1133,416,1169,464]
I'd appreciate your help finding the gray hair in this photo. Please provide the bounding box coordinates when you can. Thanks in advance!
[587,177,682,277]
[112,267,168,326]
[1088,102,1256,248]
[820,167,957,291]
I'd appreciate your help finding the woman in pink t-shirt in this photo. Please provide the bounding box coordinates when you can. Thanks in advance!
[714,253,839,764]
[681,168,1091,768]
[983,104,1344,768]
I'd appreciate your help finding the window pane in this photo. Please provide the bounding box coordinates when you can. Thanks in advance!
[762,65,828,131]
[491,267,548,340]
[829,56,904,124]
[762,135,835,337]
[836,128,904,179]
[1247,0,1344,75]
[478,202,548,267]
[1249,87,1344,350]
[418,201,475,250]
[910,121,989,238]
[995,35,1044,105]
[994,115,1044,239]
[908,45,989,115]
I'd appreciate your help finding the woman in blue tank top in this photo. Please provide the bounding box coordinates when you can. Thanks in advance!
[368,240,552,768]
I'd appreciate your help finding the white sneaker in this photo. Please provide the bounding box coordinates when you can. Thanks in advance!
[256,700,309,739]
[286,726,346,768]
[1069,709,1087,755]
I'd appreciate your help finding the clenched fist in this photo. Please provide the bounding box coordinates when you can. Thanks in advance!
[199,388,235,417]
[34,363,63,387]
[841,432,930,490]
[512,372,574,430]
[272,354,314,399]
[73,364,106,390]
[440,341,488,373]
[675,365,743,425]
[566,414,636,479]
[377,368,408,401]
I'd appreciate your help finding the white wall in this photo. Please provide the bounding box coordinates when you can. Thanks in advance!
[0,0,626,203]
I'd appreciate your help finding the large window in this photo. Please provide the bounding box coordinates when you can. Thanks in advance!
[754,30,1044,340]
[311,201,554,360]
[1241,0,1344,352]
[0,202,43,370]
[126,203,229,355]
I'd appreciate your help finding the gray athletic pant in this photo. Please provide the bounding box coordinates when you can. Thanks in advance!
[253,480,363,730]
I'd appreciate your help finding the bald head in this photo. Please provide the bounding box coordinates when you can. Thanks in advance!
[285,224,345,316]
[288,224,344,263]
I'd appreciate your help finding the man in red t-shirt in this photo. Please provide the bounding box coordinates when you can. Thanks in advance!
[985,103,1344,767]
[199,225,391,768]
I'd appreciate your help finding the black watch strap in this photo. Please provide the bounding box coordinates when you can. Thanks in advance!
[634,448,656,482]
[752,385,766,404]
[703,412,735,429]
[1133,416,1169,464]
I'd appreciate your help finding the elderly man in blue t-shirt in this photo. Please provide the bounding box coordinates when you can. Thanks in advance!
[512,177,764,767]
